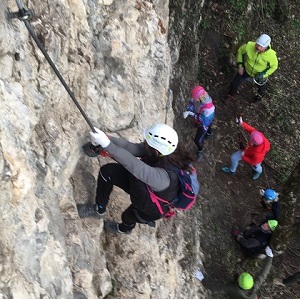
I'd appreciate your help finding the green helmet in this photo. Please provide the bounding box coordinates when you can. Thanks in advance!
[238,272,254,290]
[268,220,278,231]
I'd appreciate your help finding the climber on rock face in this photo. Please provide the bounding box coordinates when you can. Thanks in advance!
[77,123,195,234]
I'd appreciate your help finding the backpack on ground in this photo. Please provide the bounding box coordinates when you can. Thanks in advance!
[147,165,200,218]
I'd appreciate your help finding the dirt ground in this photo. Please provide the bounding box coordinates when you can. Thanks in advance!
[169,1,300,298]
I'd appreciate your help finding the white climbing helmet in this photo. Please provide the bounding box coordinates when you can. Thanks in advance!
[256,34,271,48]
[144,123,178,156]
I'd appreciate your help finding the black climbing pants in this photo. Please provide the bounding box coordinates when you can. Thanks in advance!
[96,163,159,232]
[194,125,212,151]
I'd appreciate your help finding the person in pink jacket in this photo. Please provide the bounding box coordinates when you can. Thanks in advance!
[222,117,270,180]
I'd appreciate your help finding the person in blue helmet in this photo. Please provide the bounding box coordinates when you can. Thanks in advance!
[259,188,280,220]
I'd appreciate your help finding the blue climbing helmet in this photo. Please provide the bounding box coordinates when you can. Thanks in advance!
[264,189,277,201]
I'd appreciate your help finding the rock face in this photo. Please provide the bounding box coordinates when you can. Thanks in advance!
[0,0,205,298]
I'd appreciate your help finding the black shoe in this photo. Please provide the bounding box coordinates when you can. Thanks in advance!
[253,95,262,103]
[77,204,106,219]
[104,221,132,234]
[82,142,102,157]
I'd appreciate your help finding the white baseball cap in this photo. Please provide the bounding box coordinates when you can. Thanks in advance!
[256,34,271,48]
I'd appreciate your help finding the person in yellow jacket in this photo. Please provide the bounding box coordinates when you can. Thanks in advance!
[223,34,278,103]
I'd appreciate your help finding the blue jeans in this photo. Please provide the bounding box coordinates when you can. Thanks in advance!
[230,150,262,173]
[229,72,267,97]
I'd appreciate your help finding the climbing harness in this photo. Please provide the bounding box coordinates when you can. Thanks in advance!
[9,0,104,157]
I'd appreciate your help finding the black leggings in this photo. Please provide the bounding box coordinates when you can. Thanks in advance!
[229,72,267,97]
[96,163,160,231]
[194,125,212,151]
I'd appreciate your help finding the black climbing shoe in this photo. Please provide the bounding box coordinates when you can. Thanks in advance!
[104,221,132,234]
[82,142,102,157]
[77,204,106,219]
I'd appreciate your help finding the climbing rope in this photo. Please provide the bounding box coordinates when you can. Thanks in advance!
[253,77,268,86]
[11,0,96,133]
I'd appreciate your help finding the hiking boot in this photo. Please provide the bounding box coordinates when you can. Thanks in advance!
[222,167,235,174]
[77,204,106,219]
[104,221,132,234]
[197,151,203,162]
[252,171,261,180]
[232,226,240,238]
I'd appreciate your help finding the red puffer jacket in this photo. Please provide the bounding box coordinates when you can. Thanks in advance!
[241,122,270,165]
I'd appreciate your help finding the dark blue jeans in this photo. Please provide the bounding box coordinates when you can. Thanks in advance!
[229,71,267,97]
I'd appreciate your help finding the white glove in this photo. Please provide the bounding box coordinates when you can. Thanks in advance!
[259,189,265,196]
[235,116,243,125]
[265,246,273,257]
[194,270,204,281]
[90,127,110,148]
[236,116,243,126]
[183,111,195,119]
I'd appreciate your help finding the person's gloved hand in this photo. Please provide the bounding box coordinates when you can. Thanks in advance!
[183,111,195,119]
[90,127,110,148]
[259,189,265,196]
[265,246,274,257]
[183,111,189,119]
[194,270,204,281]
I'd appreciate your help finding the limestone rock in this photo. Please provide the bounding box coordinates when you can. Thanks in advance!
[0,0,205,298]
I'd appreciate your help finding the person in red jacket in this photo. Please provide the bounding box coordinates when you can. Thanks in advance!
[222,117,270,179]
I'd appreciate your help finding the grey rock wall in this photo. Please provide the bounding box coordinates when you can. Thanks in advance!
[0,0,205,298]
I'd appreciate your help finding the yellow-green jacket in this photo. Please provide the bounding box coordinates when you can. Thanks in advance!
[237,41,278,79]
